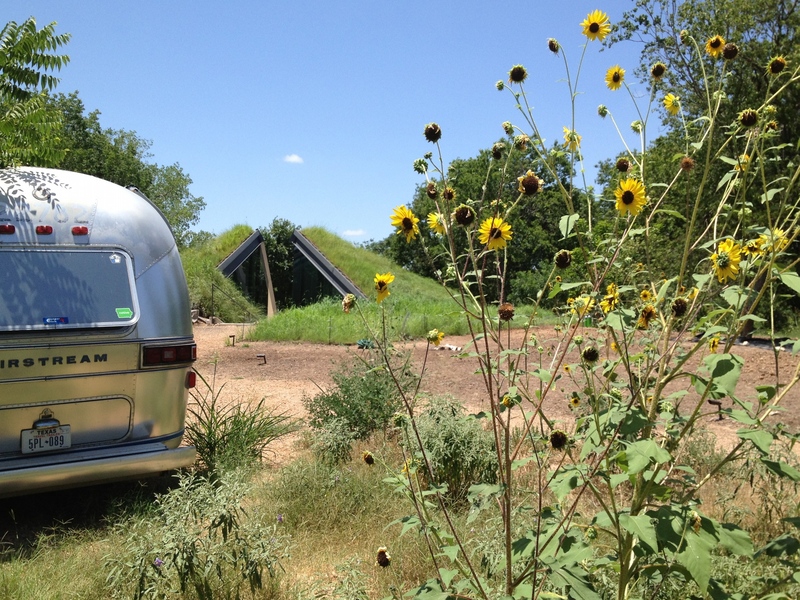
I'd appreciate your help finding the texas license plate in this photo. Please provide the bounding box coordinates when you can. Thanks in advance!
[21,425,71,454]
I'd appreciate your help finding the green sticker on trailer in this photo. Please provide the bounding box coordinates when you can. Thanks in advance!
[115,308,133,319]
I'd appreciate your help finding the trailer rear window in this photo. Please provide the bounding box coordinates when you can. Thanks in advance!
[0,249,139,331]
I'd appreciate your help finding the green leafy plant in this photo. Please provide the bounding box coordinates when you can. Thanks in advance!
[105,470,290,600]
[403,396,497,504]
[185,367,297,474]
[302,352,414,441]
[347,5,800,599]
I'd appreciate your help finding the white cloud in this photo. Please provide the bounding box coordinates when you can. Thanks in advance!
[283,154,304,164]
[342,229,366,237]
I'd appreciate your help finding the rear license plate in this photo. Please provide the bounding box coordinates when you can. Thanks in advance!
[21,426,71,454]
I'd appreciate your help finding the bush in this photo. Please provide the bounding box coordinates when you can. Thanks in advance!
[302,352,415,441]
[409,396,497,504]
[185,368,297,474]
[105,471,290,600]
[309,417,357,465]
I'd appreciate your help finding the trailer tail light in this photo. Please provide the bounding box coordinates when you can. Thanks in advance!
[142,343,197,366]
[71,226,89,235]
[0,224,15,234]
[186,371,197,389]
[36,225,53,235]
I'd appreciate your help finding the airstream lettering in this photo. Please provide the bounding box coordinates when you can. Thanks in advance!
[0,167,197,497]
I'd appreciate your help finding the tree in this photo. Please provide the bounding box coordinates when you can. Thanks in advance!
[0,17,70,167]
[260,218,299,310]
[49,92,205,248]
[373,140,588,304]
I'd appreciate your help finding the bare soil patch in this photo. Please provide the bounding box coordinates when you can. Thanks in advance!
[193,324,800,459]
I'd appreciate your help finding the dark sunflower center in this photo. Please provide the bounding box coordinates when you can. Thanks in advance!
[589,22,600,33]
[622,190,635,205]
[490,227,502,240]
[377,282,387,291]
[402,217,413,229]
[613,72,621,82]
[711,38,721,48]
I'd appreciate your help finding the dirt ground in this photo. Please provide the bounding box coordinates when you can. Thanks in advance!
[193,323,800,459]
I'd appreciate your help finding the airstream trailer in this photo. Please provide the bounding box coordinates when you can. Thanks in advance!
[0,167,196,497]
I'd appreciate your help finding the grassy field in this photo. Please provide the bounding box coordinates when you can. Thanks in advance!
[251,226,552,344]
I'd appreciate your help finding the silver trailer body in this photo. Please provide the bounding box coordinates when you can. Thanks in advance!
[0,167,196,497]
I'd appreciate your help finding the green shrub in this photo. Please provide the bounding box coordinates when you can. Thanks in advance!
[302,352,414,441]
[309,417,357,465]
[185,369,297,474]
[408,396,497,504]
[105,471,290,600]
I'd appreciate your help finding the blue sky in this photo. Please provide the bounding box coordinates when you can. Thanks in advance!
[14,1,654,243]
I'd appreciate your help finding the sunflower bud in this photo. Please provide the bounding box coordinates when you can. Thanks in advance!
[514,134,530,150]
[723,43,738,60]
[342,293,356,313]
[582,346,600,363]
[413,158,427,174]
[423,122,442,143]
[496,80,505,91]
[548,38,560,54]
[502,121,514,135]
[738,109,758,128]
[452,204,475,227]
[554,249,572,269]
[508,64,528,84]
[491,142,505,160]
[671,297,688,317]
[376,547,391,568]
[550,430,569,450]
[597,104,608,118]
[498,302,515,321]
[650,62,666,79]
[768,56,787,75]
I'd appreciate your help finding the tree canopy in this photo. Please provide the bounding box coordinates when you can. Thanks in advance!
[0,17,70,167]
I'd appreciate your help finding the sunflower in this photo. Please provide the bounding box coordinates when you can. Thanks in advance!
[517,170,543,195]
[427,212,446,235]
[390,205,420,242]
[614,178,647,216]
[767,55,787,75]
[734,154,750,172]
[770,228,790,253]
[569,394,582,409]
[640,289,653,302]
[711,239,742,283]
[508,64,528,84]
[581,10,611,42]
[571,295,595,318]
[478,217,513,250]
[599,283,620,313]
[705,35,725,58]
[374,272,395,303]
[426,329,445,346]
[650,62,667,79]
[605,65,625,91]
[563,126,582,152]
[376,547,391,568]
[637,304,658,329]
[743,236,767,257]
[663,93,680,116]
[708,335,720,354]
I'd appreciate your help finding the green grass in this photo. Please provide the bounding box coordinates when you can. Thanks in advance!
[180,224,265,323]
[250,226,553,344]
